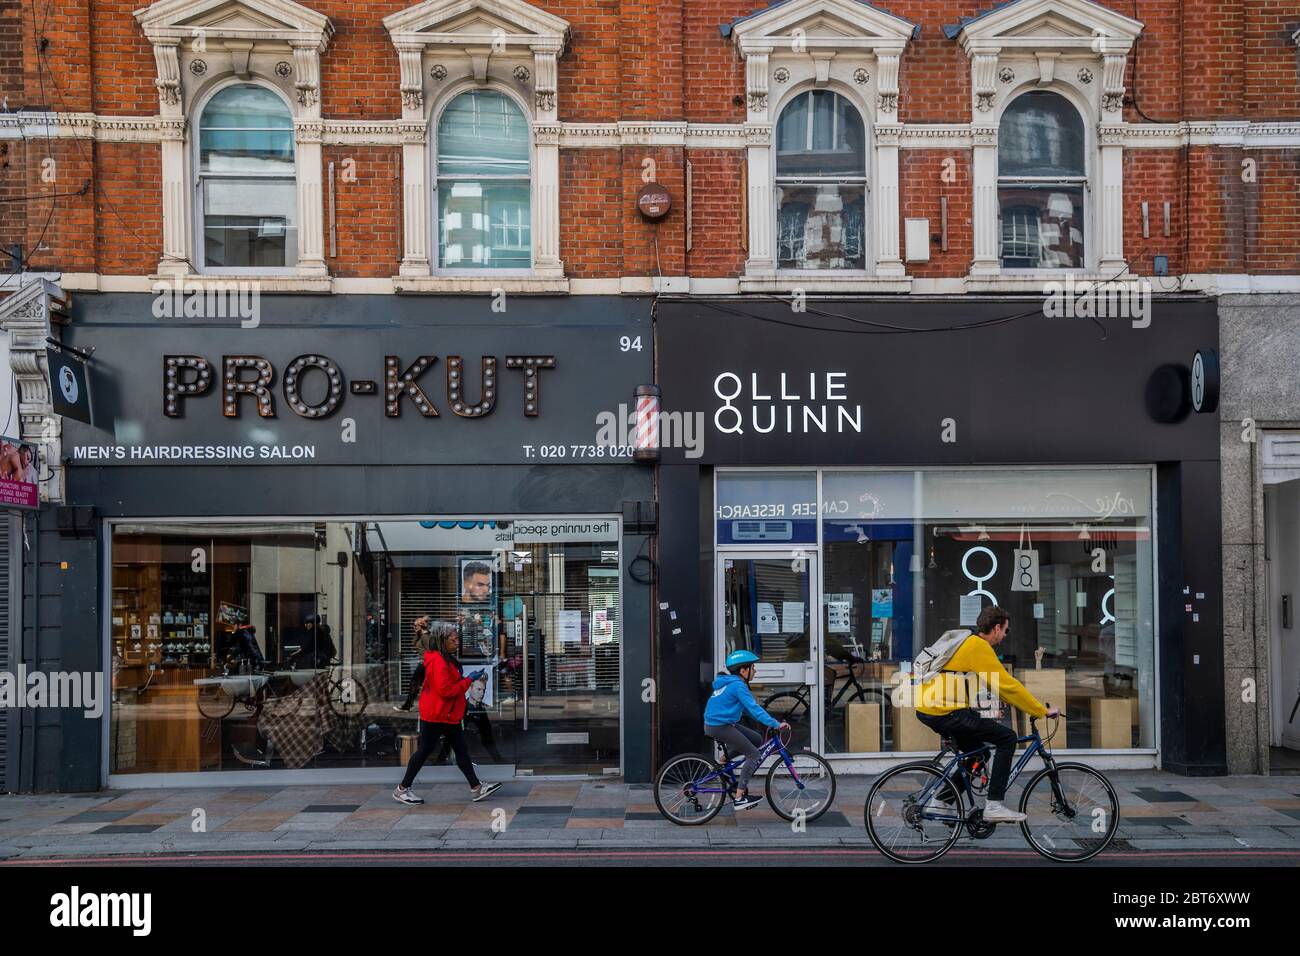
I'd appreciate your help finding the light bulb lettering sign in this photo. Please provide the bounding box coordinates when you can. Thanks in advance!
[60,302,651,467]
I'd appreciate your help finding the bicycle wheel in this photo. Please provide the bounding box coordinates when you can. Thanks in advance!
[196,683,237,720]
[1019,762,1120,862]
[766,750,836,822]
[762,692,808,725]
[329,676,369,719]
[654,754,728,826]
[864,762,964,864]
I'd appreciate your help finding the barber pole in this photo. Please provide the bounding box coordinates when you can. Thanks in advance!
[633,384,661,462]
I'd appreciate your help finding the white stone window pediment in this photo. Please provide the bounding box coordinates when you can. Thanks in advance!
[135,0,333,111]
[385,0,570,284]
[729,0,915,287]
[730,0,914,122]
[135,0,334,278]
[952,0,1141,117]
[384,0,569,119]
[954,0,1142,283]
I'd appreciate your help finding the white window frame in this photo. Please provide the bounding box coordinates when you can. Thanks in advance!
[951,0,1143,290]
[430,82,536,277]
[728,0,916,293]
[771,86,872,275]
[995,87,1091,274]
[384,0,570,293]
[191,79,301,277]
[135,0,334,286]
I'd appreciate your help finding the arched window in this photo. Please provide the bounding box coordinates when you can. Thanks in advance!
[436,90,531,270]
[774,90,867,270]
[197,84,297,270]
[998,91,1086,269]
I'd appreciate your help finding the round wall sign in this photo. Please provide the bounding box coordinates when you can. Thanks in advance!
[1190,350,1219,414]
[637,182,671,220]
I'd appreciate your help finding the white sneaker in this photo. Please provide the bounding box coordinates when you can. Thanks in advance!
[393,786,424,805]
[982,800,1026,822]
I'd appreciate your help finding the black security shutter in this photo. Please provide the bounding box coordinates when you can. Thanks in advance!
[0,515,11,792]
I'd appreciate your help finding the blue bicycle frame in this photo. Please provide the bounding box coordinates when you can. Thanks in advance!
[688,733,804,796]
[910,722,1062,826]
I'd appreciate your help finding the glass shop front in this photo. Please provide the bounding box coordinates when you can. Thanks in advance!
[108,517,623,778]
[714,468,1155,757]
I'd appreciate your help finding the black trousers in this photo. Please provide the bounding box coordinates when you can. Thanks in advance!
[438,707,502,762]
[917,708,1018,801]
[400,720,480,790]
[401,662,425,709]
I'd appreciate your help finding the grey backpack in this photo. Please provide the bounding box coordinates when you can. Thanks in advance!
[912,629,973,683]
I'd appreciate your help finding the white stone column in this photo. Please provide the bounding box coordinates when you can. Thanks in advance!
[745,126,774,273]
[874,123,903,276]
[396,42,430,277]
[291,43,327,276]
[971,126,1000,275]
[1098,126,1125,274]
[153,40,189,276]
[532,47,563,277]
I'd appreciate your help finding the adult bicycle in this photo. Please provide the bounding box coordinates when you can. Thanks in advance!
[654,726,837,825]
[864,712,1119,863]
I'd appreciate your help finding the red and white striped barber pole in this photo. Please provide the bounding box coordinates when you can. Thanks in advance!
[633,384,661,463]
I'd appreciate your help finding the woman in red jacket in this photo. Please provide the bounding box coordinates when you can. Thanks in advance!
[394,621,503,805]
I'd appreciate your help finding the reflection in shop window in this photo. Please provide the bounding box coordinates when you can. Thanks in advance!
[815,469,1153,756]
[109,519,622,776]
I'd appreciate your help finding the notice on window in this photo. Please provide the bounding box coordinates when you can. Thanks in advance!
[781,601,805,633]
[559,610,583,644]
[827,601,852,634]
[757,602,779,634]
[871,588,894,619]
[959,594,983,627]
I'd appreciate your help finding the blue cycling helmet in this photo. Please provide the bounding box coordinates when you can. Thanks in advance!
[725,649,760,674]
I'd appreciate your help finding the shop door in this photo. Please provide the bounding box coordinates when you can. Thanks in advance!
[1268,479,1300,758]
[716,551,821,752]
[499,563,621,775]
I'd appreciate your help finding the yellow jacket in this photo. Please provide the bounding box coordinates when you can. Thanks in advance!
[915,635,1049,718]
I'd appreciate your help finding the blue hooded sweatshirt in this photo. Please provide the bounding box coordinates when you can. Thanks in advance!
[703,673,781,729]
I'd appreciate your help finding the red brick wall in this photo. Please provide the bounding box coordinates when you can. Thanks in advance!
[561,149,622,276]
[1244,147,1300,273]
[324,145,402,276]
[899,149,973,277]
[1123,149,1186,276]
[1,0,1296,281]
[685,148,744,277]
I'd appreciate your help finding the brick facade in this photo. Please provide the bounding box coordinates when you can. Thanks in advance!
[0,0,1296,284]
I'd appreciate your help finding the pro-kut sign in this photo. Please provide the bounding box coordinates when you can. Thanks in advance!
[164,353,557,420]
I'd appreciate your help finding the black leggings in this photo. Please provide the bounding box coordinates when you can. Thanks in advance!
[917,708,1018,801]
[400,720,480,790]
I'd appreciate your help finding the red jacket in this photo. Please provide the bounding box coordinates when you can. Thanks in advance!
[418,650,472,724]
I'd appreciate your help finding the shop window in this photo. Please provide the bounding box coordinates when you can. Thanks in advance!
[435,90,532,271]
[817,468,1154,756]
[109,519,622,778]
[774,90,867,271]
[997,91,1086,269]
[196,84,298,270]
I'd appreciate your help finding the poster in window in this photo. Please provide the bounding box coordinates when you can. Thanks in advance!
[458,556,495,606]
[871,588,894,619]
[0,435,39,510]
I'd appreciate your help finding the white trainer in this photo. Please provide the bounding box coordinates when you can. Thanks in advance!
[982,800,1027,822]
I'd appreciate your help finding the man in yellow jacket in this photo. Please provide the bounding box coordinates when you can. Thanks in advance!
[915,605,1060,822]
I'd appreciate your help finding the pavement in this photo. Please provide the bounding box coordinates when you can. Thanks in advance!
[2,769,1300,863]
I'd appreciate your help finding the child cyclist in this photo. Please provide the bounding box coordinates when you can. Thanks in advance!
[704,650,791,811]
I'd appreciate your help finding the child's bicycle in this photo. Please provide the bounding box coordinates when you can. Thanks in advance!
[863,712,1119,863]
[654,726,836,825]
